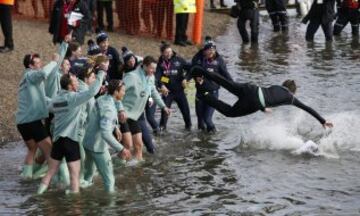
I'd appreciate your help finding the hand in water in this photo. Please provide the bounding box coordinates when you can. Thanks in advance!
[118,148,131,160]
[323,121,334,129]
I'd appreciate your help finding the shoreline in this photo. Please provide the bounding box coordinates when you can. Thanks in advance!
[0,11,231,145]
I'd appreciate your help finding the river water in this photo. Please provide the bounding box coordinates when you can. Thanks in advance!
[1,14,360,216]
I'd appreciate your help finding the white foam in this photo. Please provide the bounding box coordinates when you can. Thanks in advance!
[240,110,360,158]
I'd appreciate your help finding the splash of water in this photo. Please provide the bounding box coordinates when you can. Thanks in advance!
[240,110,360,158]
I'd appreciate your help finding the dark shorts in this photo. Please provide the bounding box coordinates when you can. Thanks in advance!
[17,120,49,142]
[120,118,142,135]
[51,137,80,162]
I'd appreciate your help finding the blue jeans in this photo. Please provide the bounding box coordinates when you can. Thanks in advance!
[195,90,218,132]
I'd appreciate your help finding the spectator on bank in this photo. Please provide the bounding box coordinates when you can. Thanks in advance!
[49,0,91,45]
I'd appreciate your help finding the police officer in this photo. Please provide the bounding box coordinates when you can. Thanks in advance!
[235,0,260,43]
[82,80,131,192]
[333,0,360,36]
[174,0,196,46]
[156,42,192,130]
[302,0,336,42]
[265,0,289,32]
[0,0,14,53]
[191,36,233,133]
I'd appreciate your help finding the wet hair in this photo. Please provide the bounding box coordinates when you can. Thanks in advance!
[282,79,297,94]
[23,53,40,68]
[160,41,171,53]
[66,41,81,58]
[77,64,94,81]
[107,79,124,95]
[60,74,73,90]
[142,56,157,66]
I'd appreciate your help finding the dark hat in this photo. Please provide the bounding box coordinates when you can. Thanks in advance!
[96,32,108,44]
[121,46,135,63]
[69,58,88,76]
[190,65,206,78]
[203,36,216,50]
[87,39,101,56]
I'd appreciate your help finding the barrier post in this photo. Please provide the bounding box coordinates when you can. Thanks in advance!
[192,0,204,45]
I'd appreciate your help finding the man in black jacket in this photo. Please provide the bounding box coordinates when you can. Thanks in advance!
[235,0,260,43]
[49,0,91,45]
[302,0,336,41]
[191,65,334,129]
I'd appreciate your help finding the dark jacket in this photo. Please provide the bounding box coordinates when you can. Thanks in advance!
[303,0,336,24]
[49,0,91,45]
[104,46,122,80]
[235,0,259,10]
[156,52,191,93]
[191,49,233,92]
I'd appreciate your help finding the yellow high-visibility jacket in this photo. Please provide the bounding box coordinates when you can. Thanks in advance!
[174,0,196,14]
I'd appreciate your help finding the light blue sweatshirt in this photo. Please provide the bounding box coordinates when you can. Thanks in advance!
[122,66,165,121]
[44,42,69,99]
[50,71,105,142]
[83,94,124,153]
[16,61,58,124]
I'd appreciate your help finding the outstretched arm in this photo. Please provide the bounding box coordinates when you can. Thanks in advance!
[293,97,333,128]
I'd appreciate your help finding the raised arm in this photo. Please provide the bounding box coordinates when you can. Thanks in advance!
[69,71,106,108]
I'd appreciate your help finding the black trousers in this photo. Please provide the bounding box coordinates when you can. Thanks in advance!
[199,72,260,118]
[306,19,333,41]
[175,13,189,43]
[266,0,288,31]
[160,91,192,129]
[0,4,14,48]
[333,9,360,36]
[237,9,259,43]
[97,1,113,29]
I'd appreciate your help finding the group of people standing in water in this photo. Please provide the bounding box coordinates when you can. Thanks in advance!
[15,29,333,194]
[232,0,360,43]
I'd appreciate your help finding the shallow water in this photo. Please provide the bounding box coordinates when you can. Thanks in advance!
[2,15,360,215]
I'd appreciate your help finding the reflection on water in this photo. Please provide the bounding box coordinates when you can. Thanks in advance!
[2,16,360,215]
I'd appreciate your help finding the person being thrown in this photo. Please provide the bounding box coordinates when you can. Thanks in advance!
[191,65,334,129]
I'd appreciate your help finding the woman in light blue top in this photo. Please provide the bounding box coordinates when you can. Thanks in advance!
[82,80,131,192]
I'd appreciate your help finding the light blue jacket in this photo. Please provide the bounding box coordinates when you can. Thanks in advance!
[78,79,96,141]
[16,61,58,124]
[83,94,124,153]
[44,42,69,99]
[50,71,105,142]
[122,66,166,121]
